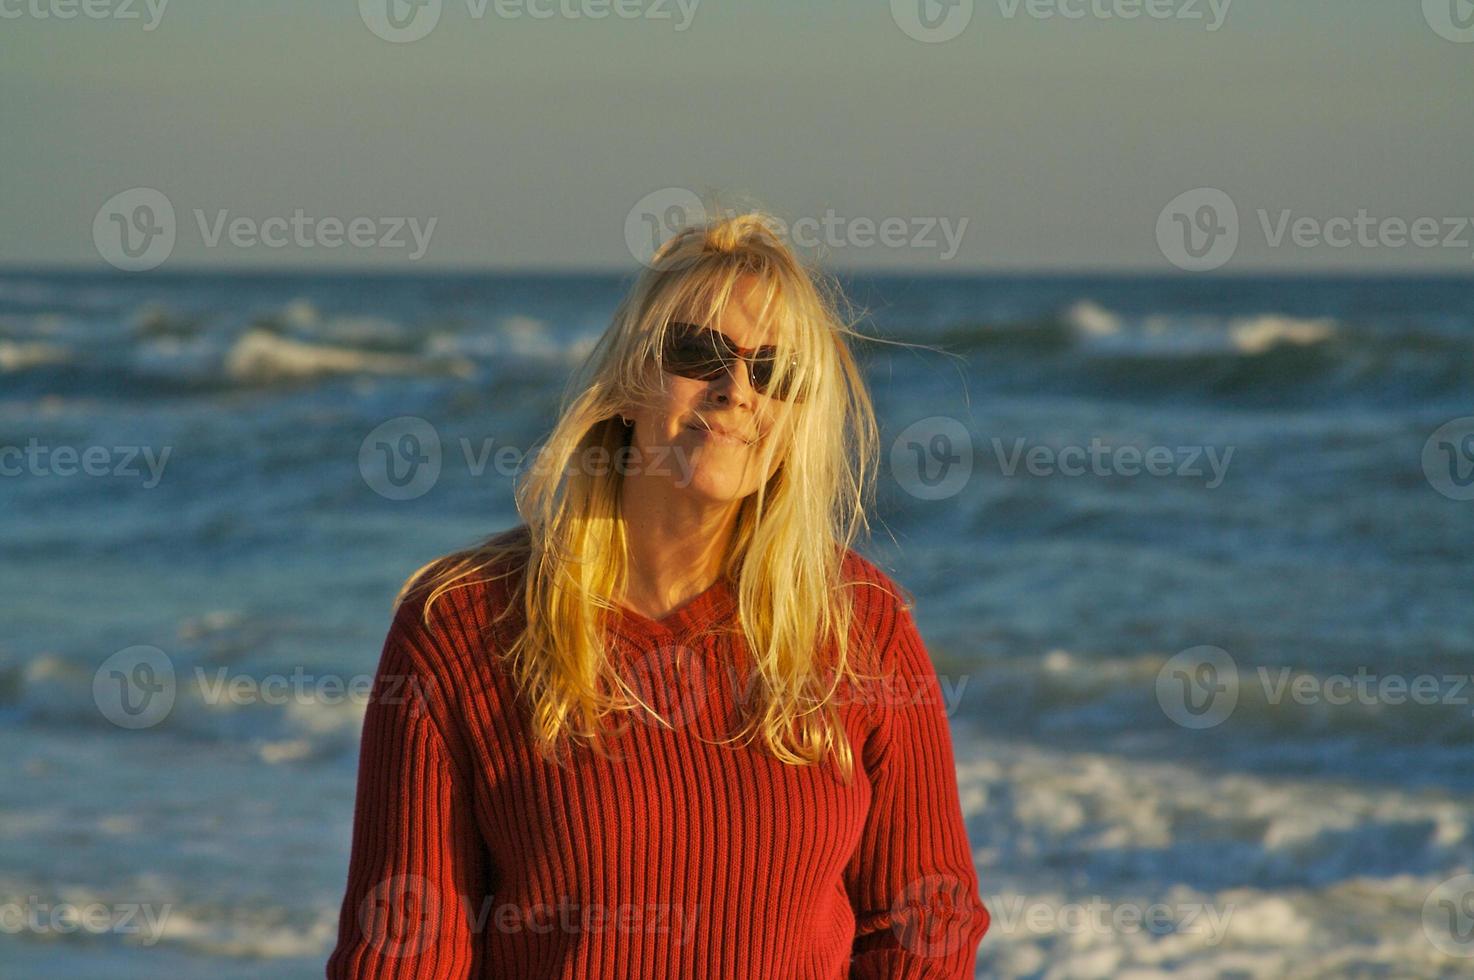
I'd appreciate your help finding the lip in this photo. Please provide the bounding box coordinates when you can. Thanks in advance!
[686,422,754,446]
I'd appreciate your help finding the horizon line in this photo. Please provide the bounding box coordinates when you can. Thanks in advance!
[4,263,1473,280]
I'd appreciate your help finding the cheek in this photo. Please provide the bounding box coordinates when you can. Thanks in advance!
[759,408,795,448]
[634,378,699,433]
[662,376,705,414]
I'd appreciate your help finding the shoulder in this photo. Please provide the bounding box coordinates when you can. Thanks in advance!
[385,527,531,678]
[399,526,529,616]
[837,552,953,720]
[839,547,916,619]
[837,547,923,668]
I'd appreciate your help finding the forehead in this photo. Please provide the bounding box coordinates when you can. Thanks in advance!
[677,274,779,349]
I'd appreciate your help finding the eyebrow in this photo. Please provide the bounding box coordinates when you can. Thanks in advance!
[671,321,781,357]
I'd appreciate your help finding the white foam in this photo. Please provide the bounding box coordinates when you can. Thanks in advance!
[0,340,69,371]
[281,297,320,331]
[224,329,474,382]
[150,905,339,958]
[1229,315,1336,355]
[428,314,587,365]
[175,609,247,643]
[257,738,316,764]
[501,314,555,354]
[316,314,409,346]
[1064,300,1122,337]
[951,730,1474,977]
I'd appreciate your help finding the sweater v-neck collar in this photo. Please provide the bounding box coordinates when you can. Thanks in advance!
[610,575,735,638]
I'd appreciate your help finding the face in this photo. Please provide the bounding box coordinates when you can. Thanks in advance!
[625,274,793,504]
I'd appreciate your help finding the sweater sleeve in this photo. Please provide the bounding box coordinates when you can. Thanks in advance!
[326,603,491,979]
[843,598,990,979]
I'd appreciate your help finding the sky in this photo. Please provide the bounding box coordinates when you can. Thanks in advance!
[1,0,1470,272]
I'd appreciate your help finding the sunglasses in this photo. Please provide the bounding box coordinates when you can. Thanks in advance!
[658,321,801,400]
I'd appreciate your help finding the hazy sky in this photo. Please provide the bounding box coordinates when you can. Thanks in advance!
[2,0,1470,271]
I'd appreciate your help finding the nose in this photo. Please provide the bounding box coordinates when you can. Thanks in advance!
[706,356,758,407]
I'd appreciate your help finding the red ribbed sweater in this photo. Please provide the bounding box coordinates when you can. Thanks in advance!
[326,549,989,979]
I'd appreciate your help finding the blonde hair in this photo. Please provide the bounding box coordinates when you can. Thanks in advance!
[399,207,908,783]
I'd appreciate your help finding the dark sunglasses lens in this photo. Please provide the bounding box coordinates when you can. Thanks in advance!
[750,355,796,399]
[663,325,724,378]
[748,355,775,395]
[661,324,798,399]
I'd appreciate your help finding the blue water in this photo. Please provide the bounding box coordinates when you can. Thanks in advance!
[3,270,1472,977]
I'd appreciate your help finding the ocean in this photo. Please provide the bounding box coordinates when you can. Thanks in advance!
[2,269,1472,978]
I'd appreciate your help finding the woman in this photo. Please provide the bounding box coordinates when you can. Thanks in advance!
[326,212,990,978]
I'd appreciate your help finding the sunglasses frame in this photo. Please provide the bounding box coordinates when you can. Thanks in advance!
[658,320,802,400]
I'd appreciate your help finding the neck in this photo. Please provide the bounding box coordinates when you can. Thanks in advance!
[617,477,739,620]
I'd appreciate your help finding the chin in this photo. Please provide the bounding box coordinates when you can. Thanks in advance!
[678,470,756,503]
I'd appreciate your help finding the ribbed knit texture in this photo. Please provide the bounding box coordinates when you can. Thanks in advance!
[326,549,989,979]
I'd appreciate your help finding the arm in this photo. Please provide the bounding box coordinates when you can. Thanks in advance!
[843,600,990,979]
[326,603,491,979]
